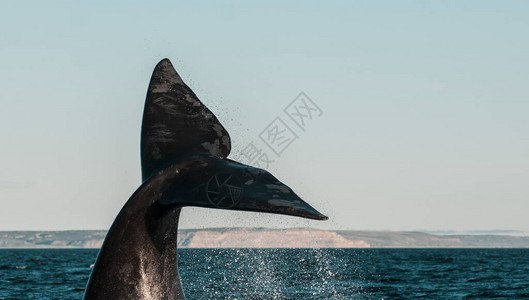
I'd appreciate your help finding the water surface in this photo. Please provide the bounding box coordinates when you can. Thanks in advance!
[1,248,528,299]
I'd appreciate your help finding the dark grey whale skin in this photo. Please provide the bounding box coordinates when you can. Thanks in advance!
[83,59,327,299]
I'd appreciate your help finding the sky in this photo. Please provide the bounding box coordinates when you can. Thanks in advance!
[1,1,528,232]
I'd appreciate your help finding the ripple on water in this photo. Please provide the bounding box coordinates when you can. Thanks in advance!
[1,248,529,299]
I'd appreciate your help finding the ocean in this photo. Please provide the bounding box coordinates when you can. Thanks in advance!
[1,248,528,299]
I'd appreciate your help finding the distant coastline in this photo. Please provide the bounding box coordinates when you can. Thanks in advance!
[1,228,529,249]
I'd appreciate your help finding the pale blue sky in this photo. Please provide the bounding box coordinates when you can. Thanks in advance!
[1,1,528,231]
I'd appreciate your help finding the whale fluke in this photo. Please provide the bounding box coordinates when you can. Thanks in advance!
[84,59,327,300]
[141,58,231,181]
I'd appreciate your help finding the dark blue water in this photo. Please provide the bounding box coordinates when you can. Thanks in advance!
[1,249,528,299]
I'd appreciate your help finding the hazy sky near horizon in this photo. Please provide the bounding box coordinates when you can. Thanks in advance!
[1,1,528,231]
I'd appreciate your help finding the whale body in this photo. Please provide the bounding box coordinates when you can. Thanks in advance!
[83,59,327,299]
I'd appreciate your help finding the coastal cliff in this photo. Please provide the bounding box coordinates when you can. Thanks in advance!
[2,228,529,248]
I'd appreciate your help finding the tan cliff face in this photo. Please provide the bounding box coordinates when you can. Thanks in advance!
[2,229,529,248]
[178,228,370,248]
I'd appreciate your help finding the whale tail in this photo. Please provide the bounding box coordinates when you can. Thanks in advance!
[84,59,326,300]
[141,59,327,221]
[141,59,231,182]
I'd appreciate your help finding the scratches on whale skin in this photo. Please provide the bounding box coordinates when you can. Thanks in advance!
[151,95,214,120]
[211,124,225,138]
[151,80,178,94]
[150,63,185,94]
[144,121,230,159]
[201,139,223,157]
[202,125,230,157]
[221,135,230,151]
[151,97,181,116]
[185,93,198,104]
[265,184,292,194]
[144,123,175,160]
[146,124,175,143]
